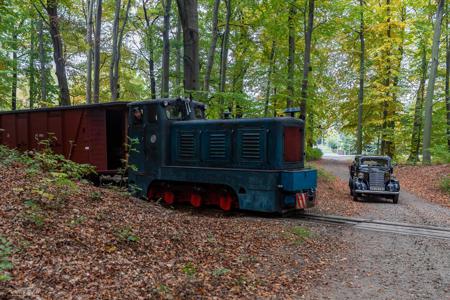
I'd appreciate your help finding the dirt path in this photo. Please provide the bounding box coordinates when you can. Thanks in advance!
[306,158,450,300]
[317,158,450,228]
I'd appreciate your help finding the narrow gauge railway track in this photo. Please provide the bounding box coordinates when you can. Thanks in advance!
[297,213,450,241]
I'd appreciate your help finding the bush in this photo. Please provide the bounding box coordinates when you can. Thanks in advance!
[306,147,323,161]
[440,176,450,195]
[0,236,13,282]
[430,144,450,164]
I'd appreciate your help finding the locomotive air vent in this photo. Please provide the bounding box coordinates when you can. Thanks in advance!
[178,131,195,159]
[208,132,226,159]
[241,131,261,160]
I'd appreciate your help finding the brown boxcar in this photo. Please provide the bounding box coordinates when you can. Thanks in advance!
[0,102,129,173]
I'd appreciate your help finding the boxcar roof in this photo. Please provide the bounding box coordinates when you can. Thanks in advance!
[0,101,130,115]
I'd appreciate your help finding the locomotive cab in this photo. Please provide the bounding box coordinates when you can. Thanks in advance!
[127,98,317,213]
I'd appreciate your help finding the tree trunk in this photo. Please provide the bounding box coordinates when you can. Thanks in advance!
[203,0,220,92]
[110,0,131,101]
[142,1,156,99]
[161,0,172,98]
[422,0,445,164]
[356,0,365,155]
[408,45,427,163]
[86,0,95,104]
[287,3,296,109]
[176,14,182,91]
[110,0,121,101]
[446,2,450,151]
[176,0,200,92]
[11,31,18,111]
[264,40,276,117]
[46,0,70,106]
[29,23,36,109]
[38,20,47,104]
[218,0,231,113]
[93,0,102,103]
[381,0,394,158]
[300,0,314,121]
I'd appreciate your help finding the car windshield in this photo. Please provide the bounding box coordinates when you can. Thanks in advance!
[360,158,389,168]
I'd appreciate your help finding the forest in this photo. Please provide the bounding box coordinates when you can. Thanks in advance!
[0,0,449,163]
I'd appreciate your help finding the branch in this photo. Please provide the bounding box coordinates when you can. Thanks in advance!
[32,1,51,28]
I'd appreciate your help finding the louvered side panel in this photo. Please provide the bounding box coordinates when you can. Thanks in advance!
[241,132,261,160]
[177,131,196,160]
[208,132,226,159]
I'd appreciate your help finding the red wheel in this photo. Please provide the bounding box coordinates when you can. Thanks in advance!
[190,193,202,208]
[219,193,233,211]
[163,191,175,205]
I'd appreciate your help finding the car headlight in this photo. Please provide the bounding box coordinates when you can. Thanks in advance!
[357,172,365,179]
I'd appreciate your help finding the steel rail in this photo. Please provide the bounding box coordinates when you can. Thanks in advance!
[298,213,450,241]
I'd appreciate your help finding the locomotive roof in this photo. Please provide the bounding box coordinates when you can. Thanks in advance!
[128,98,205,107]
[0,101,129,115]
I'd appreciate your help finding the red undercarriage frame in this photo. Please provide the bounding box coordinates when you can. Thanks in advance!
[147,182,237,211]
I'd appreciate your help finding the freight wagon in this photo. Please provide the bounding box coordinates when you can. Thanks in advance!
[0,102,128,174]
[0,98,317,213]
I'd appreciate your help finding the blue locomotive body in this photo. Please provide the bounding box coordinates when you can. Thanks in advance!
[127,98,317,213]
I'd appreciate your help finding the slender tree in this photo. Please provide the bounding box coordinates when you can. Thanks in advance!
[423,0,445,164]
[161,0,172,97]
[264,40,276,117]
[176,13,182,91]
[38,19,47,104]
[110,0,132,101]
[29,21,37,109]
[142,0,157,99]
[287,2,296,109]
[446,0,450,150]
[219,0,231,113]
[86,0,95,104]
[176,0,200,92]
[45,0,71,106]
[356,0,365,155]
[408,45,428,163]
[11,30,18,110]
[203,0,220,92]
[93,0,102,103]
[300,0,314,121]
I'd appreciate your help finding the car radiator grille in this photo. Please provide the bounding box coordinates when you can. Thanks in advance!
[369,172,385,191]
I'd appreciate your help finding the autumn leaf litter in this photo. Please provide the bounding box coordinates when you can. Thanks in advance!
[0,161,347,299]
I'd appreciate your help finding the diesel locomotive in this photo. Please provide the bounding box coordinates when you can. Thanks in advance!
[0,98,317,213]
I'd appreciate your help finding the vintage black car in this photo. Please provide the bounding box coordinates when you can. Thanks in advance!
[349,155,400,203]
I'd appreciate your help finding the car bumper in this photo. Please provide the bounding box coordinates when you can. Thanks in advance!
[354,190,399,195]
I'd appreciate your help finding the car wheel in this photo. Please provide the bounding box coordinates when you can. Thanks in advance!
[393,194,399,204]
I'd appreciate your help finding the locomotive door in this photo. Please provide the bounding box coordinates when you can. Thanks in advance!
[128,106,146,173]
[143,104,160,170]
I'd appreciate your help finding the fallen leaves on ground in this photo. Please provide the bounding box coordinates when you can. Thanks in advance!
[0,163,344,299]
[312,176,366,217]
[395,164,450,208]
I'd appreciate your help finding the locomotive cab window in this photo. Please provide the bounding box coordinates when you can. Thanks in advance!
[194,106,205,119]
[147,104,158,123]
[132,107,144,125]
[165,103,185,120]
